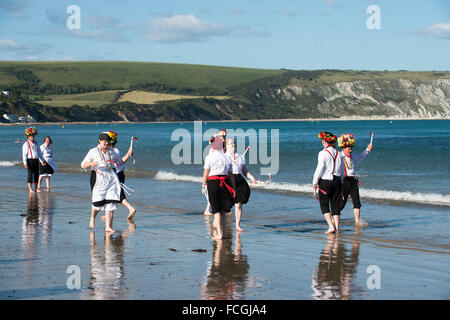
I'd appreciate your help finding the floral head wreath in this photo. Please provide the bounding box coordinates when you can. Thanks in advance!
[107,131,118,145]
[24,127,38,137]
[338,133,356,148]
[318,131,337,144]
[214,129,227,138]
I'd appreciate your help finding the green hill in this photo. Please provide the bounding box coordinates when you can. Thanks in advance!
[0,61,449,122]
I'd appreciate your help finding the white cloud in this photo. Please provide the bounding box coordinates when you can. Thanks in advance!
[0,0,32,18]
[0,38,48,55]
[422,23,450,39]
[324,0,337,7]
[145,13,270,43]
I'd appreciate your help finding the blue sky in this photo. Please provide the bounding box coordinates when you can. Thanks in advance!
[0,0,449,70]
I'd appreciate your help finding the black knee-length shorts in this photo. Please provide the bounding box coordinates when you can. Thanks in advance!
[339,177,361,211]
[318,176,342,216]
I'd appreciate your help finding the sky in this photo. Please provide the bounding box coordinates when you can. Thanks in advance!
[0,0,449,70]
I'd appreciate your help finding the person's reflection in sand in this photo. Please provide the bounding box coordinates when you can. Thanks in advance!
[21,193,54,272]
[311,227,361,300]
[201,222,250,300]
[84,223,134,299]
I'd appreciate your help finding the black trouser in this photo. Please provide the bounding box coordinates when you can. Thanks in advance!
[339,177,361,211]
[26,159,39,184]
[318,176,342,216]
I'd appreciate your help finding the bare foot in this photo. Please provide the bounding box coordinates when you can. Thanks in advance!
[99,216,106,221]
[89,216,96,229]
[127,208,136,221]
[211,235,223,240]
[36,188,41,193]
[236,225,244,232]
[204,210,213,216]
[325,227,335,234]
[105,227,115,233]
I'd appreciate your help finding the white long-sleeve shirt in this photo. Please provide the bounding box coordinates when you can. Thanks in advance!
[226,151,245,175]
[339,149,369,177]
[313,146,344,185]
[81,146,121,172]
[22,140,45,165]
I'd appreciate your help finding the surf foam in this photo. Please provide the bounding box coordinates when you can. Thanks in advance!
[154,170,450,206]
[0,161,20,167]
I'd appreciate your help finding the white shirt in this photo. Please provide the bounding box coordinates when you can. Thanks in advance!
[111,147,125,172]
[40,143,58,171]
[226,151,245,175]
[204,150,232,176]
[81,146,120,172]
[339,149,369,177]
[22,140,45,165]
[313,146,344,185]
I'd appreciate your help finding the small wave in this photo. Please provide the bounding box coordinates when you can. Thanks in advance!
[0,161,20,167]
[154,171,450,206]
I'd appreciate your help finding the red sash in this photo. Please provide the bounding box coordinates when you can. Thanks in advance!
[207,175,236,198]
[27,141,36,158]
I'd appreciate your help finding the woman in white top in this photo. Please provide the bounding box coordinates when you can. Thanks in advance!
[38,136,57,190]
[81,133,121,233]
[225,138,256,232]
[202,134,236,240]
[313,131,344,234]
[337,133,372,224]
[22,127,46,193]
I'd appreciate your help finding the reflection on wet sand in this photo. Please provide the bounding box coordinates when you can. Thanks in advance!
[311,227,361,300]
[201,217,250,300]
[82,224,134,300]
[21,193,55,273]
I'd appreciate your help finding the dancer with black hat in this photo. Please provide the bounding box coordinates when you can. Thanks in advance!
[81,132,121,233]
[337,133,372,224]
[313,131,344,234]
[22,127,46,193]
[202,132,236,240]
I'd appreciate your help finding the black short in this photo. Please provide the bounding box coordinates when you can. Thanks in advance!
[39,162,54,175]
[339,177,361,210]
[26,159,39,184]
[206,176,234,214]
[117,171,126,202]
[233,174,251,204]
[318,176,342,216]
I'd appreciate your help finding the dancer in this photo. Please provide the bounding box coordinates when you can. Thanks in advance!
[107,131,136,221]
[225,138,256,231]
[337,133,372,224]
[202,133,236,240]
[38,136,57,190]
[22,127,46,193]
[81,133,121,233]
[313,131,344,234]
[204,129,228,216]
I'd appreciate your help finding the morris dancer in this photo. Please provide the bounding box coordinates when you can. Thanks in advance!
[313,131,344,234]
[204,129,228,216]
[81,133,121,233]
[38,136,57,190]
[225,138,256,231]
[22,127,46,193]
[202,133,236,240]
[337,133,372,224]
[107,131,136,221]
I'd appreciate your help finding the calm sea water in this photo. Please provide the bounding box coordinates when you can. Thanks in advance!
[1,120,449,205]
[0,120,449,299]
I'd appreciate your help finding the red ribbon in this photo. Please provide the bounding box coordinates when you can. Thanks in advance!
[207,175,236,198]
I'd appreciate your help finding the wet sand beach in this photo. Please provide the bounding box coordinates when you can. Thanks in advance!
[0,170,448,300]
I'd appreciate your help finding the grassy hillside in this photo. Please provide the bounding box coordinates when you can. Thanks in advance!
[37,90,122,107]
[0,61,283,94]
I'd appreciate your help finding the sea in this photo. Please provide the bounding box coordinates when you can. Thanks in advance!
[0,120,449,300]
